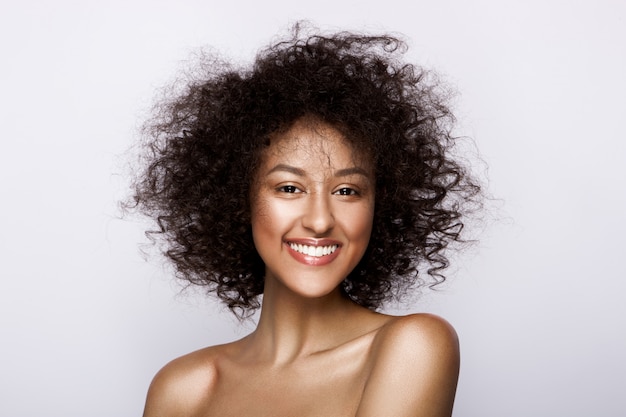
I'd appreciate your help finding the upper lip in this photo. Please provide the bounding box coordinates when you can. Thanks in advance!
[285,238,342,247]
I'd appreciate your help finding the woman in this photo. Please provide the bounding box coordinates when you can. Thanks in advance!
[132,25,479,417]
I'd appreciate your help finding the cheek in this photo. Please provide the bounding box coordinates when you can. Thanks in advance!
[250,196,289,249]
[343,201,375,241]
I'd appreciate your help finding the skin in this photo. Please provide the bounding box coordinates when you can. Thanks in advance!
[142,118,460,417]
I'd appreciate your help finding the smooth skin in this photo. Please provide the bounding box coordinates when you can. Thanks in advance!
[143,118,460,417]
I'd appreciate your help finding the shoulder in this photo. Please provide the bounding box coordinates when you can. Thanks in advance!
[374,313,459,356]
[370,313,460,380]
[142,345,223,417]
[358,314,460,417]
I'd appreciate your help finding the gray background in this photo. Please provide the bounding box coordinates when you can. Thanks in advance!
[1,0,625,416]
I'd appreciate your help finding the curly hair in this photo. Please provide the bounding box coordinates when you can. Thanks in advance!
[130,24,480,317]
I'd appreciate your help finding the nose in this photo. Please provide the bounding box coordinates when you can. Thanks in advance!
[301,192,335,235]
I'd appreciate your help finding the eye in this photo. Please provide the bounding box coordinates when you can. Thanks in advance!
[277,185,301,193]
[334,187,358,196]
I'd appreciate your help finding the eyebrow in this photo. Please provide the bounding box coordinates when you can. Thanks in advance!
[334,167,371,178]
[266,164,371,178]
[266,164,306,176]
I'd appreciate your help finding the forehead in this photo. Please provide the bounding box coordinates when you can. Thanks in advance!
[260,119,372,172]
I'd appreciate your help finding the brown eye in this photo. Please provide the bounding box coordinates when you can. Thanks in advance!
[278,185,300,193]
[335,187,358,196]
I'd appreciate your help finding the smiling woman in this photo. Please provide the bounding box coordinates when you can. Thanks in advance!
[130,23,480,417]
[251,118,375,299]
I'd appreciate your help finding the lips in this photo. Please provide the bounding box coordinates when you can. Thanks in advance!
[284,239,342,266]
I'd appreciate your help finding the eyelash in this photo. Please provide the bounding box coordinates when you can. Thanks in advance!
[335,187,358,196]
[278,185,301,193]
[276,186,359,196]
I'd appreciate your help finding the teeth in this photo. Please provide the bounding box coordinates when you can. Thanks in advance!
[289,243,338,257]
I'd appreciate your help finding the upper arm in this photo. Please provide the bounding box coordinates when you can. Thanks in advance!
[143,353,217,417]
[357,314,460,417]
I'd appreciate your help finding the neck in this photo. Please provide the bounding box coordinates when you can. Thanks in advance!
[245,280,367,365]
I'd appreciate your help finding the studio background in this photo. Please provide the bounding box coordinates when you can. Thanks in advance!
[1,1,624,416]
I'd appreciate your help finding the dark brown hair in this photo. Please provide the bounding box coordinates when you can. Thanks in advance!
[130,25,480,317]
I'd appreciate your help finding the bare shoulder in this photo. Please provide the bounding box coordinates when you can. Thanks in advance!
[142,345,225,417]
[373,313,459,356]
[370,313,460,380]
[357,314,460,417]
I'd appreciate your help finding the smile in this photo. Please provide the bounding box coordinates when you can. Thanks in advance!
[288,243,339,257]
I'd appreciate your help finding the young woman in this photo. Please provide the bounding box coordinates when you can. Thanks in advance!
[132,25,479,417]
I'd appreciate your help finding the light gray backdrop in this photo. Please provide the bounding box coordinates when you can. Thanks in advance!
[1,0,624,416]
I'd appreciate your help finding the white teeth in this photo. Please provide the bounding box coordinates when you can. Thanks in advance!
[289,243,338,257]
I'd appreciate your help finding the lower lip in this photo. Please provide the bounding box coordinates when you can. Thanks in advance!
[285,243,341,266]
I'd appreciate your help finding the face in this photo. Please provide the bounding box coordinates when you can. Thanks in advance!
[250,119,375,300]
